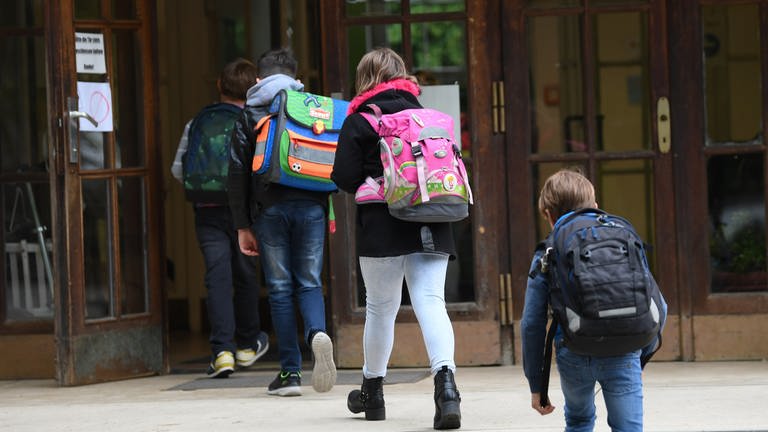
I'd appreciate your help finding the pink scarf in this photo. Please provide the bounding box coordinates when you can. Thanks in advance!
[347,78,421,114]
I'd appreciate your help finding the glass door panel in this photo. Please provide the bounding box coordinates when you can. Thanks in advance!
[701,3,766,294]
[1,1,53,324]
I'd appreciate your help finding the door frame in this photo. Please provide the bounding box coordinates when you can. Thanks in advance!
[47,0,165,385]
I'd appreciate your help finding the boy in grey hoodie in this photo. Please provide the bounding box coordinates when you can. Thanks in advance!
[227,48,336,397]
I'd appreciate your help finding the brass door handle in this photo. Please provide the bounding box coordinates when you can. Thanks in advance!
[657,97,671,154]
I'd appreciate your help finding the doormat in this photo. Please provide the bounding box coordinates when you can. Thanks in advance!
[166,369,430,391]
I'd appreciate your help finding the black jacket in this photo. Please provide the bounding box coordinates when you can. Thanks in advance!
[332,87,456,258]
[228,101,329,230]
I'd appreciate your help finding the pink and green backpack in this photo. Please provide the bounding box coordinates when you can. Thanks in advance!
[356,104,473,222]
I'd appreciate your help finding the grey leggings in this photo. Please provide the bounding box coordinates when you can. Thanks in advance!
[359,253,456,378]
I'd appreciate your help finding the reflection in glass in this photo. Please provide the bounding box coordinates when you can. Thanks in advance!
[79,132,109,169]
[347,24,403,93]
[708,154,767,293]
[112,30,144,168]
[702,4,762,145]
[111,0,137,19]
[594,12,650,152]
[3,182,53,321]
[0,0,43,27]
[528,15,584,154]
[75,0,102,19]
[83,179,114,319]
[526,0,581,9]
[411,0,464,14]
[1,35,48,172]
[346,0,401,17]
[119,177,148,314]
[411,21,466,86]
[597,159,655,269]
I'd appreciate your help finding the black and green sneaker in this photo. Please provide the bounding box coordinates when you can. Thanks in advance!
[267,371,302,397]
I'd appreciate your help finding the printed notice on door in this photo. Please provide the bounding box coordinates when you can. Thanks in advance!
[75,32,106,74]
[77,81,113,132]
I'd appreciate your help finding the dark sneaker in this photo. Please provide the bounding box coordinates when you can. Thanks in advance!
[267,371,302,397]
[236,331,270,368]
[310,331,337,393]
[206,351,235,378]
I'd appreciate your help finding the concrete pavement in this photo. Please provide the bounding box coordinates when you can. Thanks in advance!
[1,361,767,431]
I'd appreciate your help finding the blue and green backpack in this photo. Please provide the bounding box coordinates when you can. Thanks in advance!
[182,103,242,203]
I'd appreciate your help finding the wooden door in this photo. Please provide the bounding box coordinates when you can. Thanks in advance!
[503,0,681,361]
[669,0,768,360]
[49,0,164,385]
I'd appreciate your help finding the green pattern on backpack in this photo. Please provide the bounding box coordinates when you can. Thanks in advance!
[182,103,242,203]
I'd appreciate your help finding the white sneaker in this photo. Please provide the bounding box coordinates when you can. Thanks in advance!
[310,331,336,393]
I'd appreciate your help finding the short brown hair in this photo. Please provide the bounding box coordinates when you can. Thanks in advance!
[355,47,418,95]
[219,58,259,100]
[538,168,596,221]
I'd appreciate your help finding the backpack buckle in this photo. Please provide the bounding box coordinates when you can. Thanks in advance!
[540,247,554,274]
[411,142,423,157]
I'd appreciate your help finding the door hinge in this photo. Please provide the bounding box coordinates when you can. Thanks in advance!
[498,272,514,326]
[492,81,506,134]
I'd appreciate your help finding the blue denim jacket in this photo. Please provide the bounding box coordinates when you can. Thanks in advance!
[520,249,668,394]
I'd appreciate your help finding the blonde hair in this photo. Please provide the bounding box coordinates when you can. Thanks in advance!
[355,47,418,94]
[538,169,596,221]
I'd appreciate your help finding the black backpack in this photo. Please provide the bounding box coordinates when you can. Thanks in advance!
[182,103,242,203]
[537,208,664,405]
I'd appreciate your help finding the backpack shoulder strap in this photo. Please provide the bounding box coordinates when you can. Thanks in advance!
[358,103,383,133]
[539,318,558,408]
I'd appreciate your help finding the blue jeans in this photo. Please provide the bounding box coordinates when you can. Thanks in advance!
[254,200,327,373]
[194,206,261,356]
[556,340,643,432]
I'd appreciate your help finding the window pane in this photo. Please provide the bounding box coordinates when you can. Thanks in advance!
[703,4,762,145]
[75,0,102,19]
[3,182,53,321]
[528,15,584,154]
[119,177,148,314]
[0,0,43,27]
[708,154,767,293]
[111,0,137,19]
[410,20,473,303]
[83,178,114,319]
[346,0,401,17]
[526,0,581,9]
[112,30,145,168]
[0,35,48,171]
[411,0,464,14]
[590,0,648,6]
[597,159,655,270]
[594,12,651,151]
[347,24,403,92]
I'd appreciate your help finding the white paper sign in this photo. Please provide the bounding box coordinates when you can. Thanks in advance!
[77,81,114,132]
[418,84,462,149]
[75,32,107,74]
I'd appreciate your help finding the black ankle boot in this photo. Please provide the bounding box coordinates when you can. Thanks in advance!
[347,376,385,420]
[433,366,461,429]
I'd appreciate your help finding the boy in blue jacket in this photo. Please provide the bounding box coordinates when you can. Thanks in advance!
[521,169,667,432]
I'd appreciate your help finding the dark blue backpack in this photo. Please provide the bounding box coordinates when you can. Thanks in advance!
[542,208,663,356]
[182,103,242,203]
[536,208,664,407]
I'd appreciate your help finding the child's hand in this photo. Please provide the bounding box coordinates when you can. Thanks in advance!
[530,393,555,415]
[237,228,260,256]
